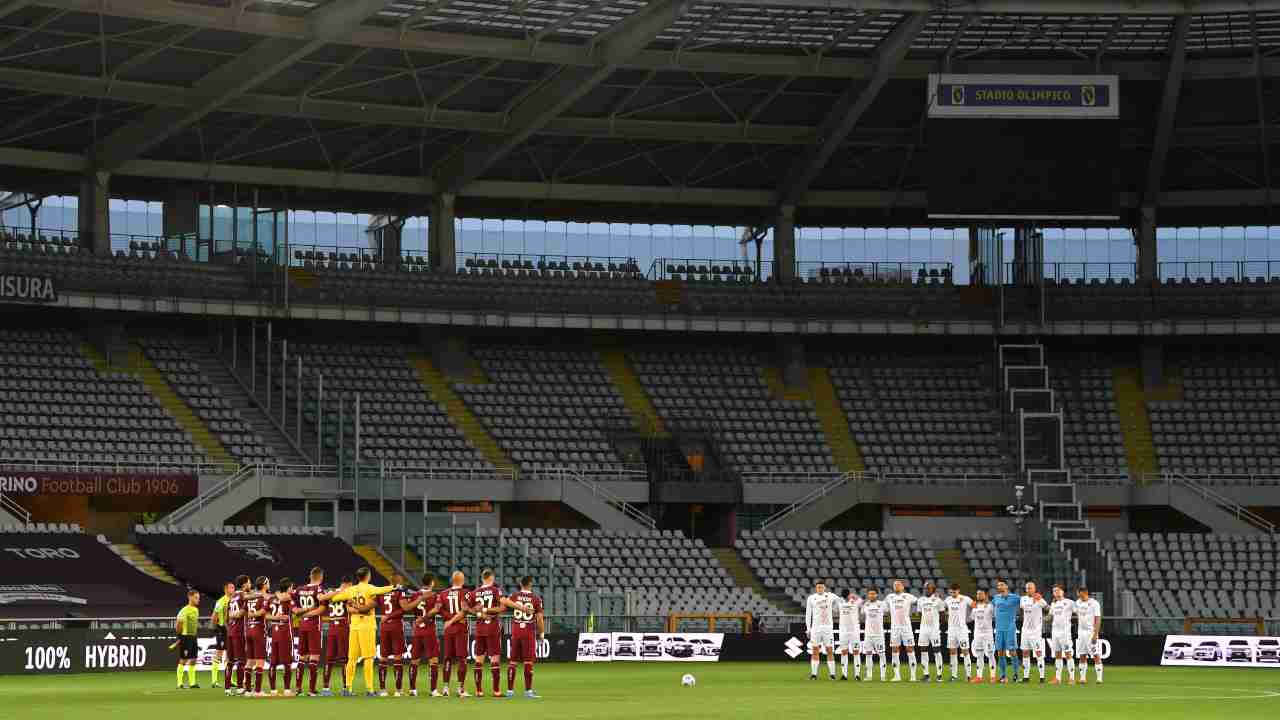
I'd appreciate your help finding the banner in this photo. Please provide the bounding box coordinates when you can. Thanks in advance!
[574,632,723,662]
[0,472,197,498]
[928,74,1119,119]
[1161,634,1280,668]
[0,275,56,303]
[0,629,176,674]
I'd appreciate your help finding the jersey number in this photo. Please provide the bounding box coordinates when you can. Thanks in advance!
[383,595,395,614]
[329,602,345,618]
[512,603,533,622]
[447,593,462,615]
[298,594,315,610]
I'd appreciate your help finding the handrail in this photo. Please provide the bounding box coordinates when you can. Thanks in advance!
[759,471,857,530]
[1169,472,1276,534]
[162,465,257,526]
[548,467,655,530]
[0,491,31,523]
[0,457,239,475]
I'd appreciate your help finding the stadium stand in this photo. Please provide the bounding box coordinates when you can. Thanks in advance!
[0,329,207,466]
[960,534,1034,590]
[736,530,943,606]
[0,528,183,617]
[631,348,837,477]
[134,525,385,597]
[452,345,630,470]
[1051,361,1128,474]
[827,353,1005,475]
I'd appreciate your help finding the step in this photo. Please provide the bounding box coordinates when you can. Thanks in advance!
[129,346,236,467]
[354,545,401,583]
[711,547,801,615]
[597,346,667,436]
[409,353,512,470]
[935,548,977,597]
[113,543,180,585]
[1112,367,1160,479]
[190,349,312,466]
[808,367,866,474]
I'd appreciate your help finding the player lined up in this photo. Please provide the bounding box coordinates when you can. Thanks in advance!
[804,578,1104,685]
[203,566,544,698]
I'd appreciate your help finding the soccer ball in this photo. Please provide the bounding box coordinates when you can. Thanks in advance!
[681,674,696,687]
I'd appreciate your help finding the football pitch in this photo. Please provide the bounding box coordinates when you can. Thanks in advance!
[1,665,1278,719]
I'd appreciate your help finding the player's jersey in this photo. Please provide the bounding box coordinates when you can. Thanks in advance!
[379,587,410,627]
[971,603,994,637]
[327,581,395,631]
[268,596,293,632]
[805,591,840,632]
[991,592,1020,632]
[1020,595,1048,637]
[294,583,324,631]
[917,595,944,632]
[509,589,543,639]
[861,600,887,634]
[886,592,916,630]
[244,592,265,632]
[324,587,350,627]
[436,586,474,634]
[945,594,972,632]
[226,591,246,633]
[412,589,436,635]
[1074,597,1102,637]
[838,597,863,633]
[472,584,504,633]
[1050,598,1074,635]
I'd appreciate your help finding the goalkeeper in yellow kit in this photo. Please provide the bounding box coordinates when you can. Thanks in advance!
[323,566,396,695]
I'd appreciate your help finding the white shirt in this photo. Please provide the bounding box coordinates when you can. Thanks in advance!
[971,603,994,637]
[839,597,863,633]
[806,592,840,633]
[917,595,945,632]
[886,592,917,630]
[1020,595,1048,637]
[1050,598,1074,635]
[945,594,972,632]
[862,600,887,634]
[1074,598,1102,638]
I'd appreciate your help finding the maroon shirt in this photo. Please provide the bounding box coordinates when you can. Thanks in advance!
[436,587,473,635]
[226,591,246,634]
[412,589,437,636]
[379,588,410,628]
[268,596,293,632]
[294,583,324,632]
[509,589,543,640]
[472,584,504,635]
[244,592,266,633]
[325,587,349,628]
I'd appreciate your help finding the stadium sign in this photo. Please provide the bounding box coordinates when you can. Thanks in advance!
[0,629,169,674]
[1162,634,1280,668]
[0,275,56,303]
[574,632,723,662]
[0,472,197,497]
[927,74,1119,119]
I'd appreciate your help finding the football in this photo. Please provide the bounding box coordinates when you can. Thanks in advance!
[681,673,697,687]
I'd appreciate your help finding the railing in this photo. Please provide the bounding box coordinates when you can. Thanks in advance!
[650,257,771,281]
[797,261,953,283]
[1003,259,1280,284]
[1166,472,1277,534]
[0,457,239,476]
[0,491,31,523]
[759,471,857,530]
[385,464,517,483]
[740,469,846,484]
[521,464,647,481]
[162,465,257,525]
[542,466,655,530]
[460,252,641,275]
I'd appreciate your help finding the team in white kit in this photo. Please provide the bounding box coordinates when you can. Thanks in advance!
[805,578,1105,684]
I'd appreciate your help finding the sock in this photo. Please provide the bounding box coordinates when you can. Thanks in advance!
[975,656,984,679]
[224,661,233,689]
[810,657,818,676]
[410,663,420,691]
[892,651,901,678]
[840,653,849,677]
[879,654,886,681]
[442,660,451,690]
[1067,656,1075,680]
[1055,657,1063,680]
[474,666,483,693]
[989,653,997,679]
[507,663,517,691]
[826,657,835,678]
[997,654,1006,679]
[907,649,917,680]
[934,651,943,677]
[254,668,263,693]
[456,661,466,691]
[324,662,333,689]
[919,650,929,677]
[963,651,972,678]
[491,666,500,693]
[1095,662,1103,682]
[212,659,221,685]
[344,657,356,692]
[269,666,277,692]
[1023,655,1031,679]
[284,663,292,691]
[310,662,318,694]
[295,663,304,692]
[1080,660,1088,682]
[431,663,439,692]
[863,656,872,680]
[853,654,861,677]
[238,662,247,690]
[396,661,405,692]
[524,662,534,691]
[950,653,958,678]
[378,659,387,690]
[362,659,374,694]
[176,665,185,687]
[1037,654,1046,679]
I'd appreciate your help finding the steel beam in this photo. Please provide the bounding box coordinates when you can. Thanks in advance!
[88,0,396,171]
[431,0,690,191]
[1142,15,1191,211]
[0,1,31,19]
[775,12,927,207]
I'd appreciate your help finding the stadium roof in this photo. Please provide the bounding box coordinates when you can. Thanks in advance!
[2,0,1280,225]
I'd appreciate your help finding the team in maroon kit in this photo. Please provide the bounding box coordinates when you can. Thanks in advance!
[218,566,544,699]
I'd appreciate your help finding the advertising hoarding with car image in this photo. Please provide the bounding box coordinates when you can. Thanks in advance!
[574,632,723,662]
[1161,635,1280,668]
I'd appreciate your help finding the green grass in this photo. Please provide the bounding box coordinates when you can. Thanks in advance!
[2,665,1278,719]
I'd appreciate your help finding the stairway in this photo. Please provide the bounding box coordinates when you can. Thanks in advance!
[1112,367,1159,480]
[131,347,236,467]
[711,547,801,614]
[287,267,317,289]
[808,367,866,473]
[113,543,181,585]
[598,348,666,436]
[762,367,809,402]
[654,279,684,308]
[189,349,312,466]
[354,545,401,583]
[935,548,976,596]
[1030,470,1112,596]
[409,353,512,470]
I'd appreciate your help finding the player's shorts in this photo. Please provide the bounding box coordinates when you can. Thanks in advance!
[918,629,942,647]
[509,632,538,663]
[994,629,1017,652]
[269,629,293,666]
[1050,633,1073,655]
[298,627,322,657]
[411,632,439,662]
[179,635,198,661]
[838,628,860,652]
[889,627,915,647]
[227,627,245,661]
[972,635,994,655]
[1075,636,1100,658]
[245,629,267,661]
[809,629,835,650]
[946,630,970,651]
[379,623,406,658]
[442,628,469,660]
[1020,634,1046,654]
[473,629,502,658]
[214,625,226,651]
[860,632,885,655]
[325,624,349,663]
[349,625,377,662]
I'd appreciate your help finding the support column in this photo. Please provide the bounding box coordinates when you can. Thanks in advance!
[1013,226,1043,286]
[1137,206,1157,283]
[773,204,796,282]
[429,193,456,273]
[78,170,110,256]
